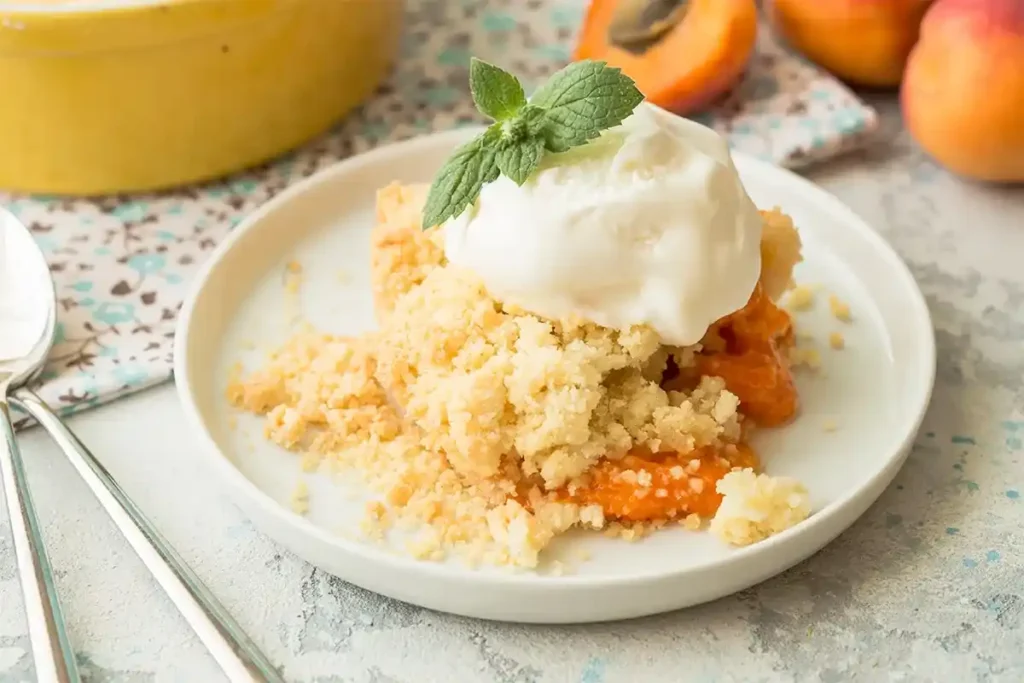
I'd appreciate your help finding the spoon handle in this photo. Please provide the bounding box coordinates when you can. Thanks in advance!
[0,396,80,683]
[12,389,285,683]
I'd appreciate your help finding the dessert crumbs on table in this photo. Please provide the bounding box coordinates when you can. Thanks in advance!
[829,331,845,350]
[823,419,839,433]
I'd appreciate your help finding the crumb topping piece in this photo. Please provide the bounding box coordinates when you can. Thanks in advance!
[785,285,816,311]
[710,468,810,545]
[828,294,852,322]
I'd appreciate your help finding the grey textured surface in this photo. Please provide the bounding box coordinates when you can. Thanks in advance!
[1,100,1023,683]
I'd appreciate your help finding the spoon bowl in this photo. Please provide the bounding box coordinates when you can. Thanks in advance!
[0,208,56,384]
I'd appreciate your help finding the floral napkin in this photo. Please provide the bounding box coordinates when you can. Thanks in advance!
[2,0,877,423]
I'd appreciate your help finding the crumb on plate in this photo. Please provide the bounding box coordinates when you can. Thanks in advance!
[789,347,822,371]
[710,468,810,546]
[828,294,852,322]
[785,284,816,311]
[290,480,310,515]
[285,261,303,295]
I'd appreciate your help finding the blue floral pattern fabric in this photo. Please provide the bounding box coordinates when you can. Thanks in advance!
[1,1,877,422]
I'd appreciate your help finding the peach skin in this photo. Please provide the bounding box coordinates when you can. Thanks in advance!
[574,0,758,115]
[768,0,933,87]
[902,0,1024,182]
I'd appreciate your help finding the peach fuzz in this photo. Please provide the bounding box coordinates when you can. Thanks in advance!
[902,0,1024,182]
[574,0,758,115]
[768,0,933,87]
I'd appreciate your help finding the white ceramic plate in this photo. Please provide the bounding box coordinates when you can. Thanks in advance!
[174,128,935,624]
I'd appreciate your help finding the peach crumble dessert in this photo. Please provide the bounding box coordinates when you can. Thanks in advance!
[227,61,811,569]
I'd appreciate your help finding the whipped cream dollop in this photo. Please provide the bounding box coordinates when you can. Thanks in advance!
[443,104,762,346]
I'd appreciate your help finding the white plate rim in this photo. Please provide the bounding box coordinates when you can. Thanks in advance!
[174,127,936,593]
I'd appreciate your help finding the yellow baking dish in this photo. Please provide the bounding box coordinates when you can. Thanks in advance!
[0,0,402,195]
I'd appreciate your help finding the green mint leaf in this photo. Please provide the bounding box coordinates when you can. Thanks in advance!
[421,128,501,228]
[529,60,644,152]
[496,104,548,146]
[496,137,545,186]
[423,59,645,227]
[469,58,527,122]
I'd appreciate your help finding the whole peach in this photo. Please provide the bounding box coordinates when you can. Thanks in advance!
[769,0,933,87]
[902,0,1024,182]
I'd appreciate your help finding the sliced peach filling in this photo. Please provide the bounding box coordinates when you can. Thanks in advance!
[565,444,758,522]
[692,281,797,428]
[560,282,798,523]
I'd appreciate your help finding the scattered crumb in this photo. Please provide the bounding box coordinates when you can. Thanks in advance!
[337,269,352,285]
[285,261,303,295]
[290,480,310,515]
[366,500,386,520]
[828,331,845,350]
[239,340,256,351]
[710,469,810,546]
[681,513,702,530]
[227,415,238,431]
[785,284,816,311]
[828,294,852,322]
[822,419,839,433]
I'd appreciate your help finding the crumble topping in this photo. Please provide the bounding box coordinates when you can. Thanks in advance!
[710,469,811,545]
[226,183,812,568]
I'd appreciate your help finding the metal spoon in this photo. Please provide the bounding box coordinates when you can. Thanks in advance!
[0,208,285,683]
[0,202,78,682]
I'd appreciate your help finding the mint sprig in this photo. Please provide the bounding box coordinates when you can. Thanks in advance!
[469,58,526,121]
[529,60,647,153]
[421,58,643,229]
